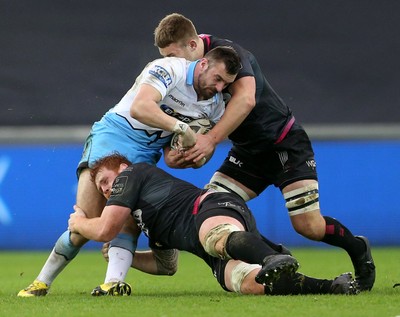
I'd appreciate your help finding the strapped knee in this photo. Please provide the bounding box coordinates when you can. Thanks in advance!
[203,223,241,259]
[284,183,319,216]
[109,233,138,253]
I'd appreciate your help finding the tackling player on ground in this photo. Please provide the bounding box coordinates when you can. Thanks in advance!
[68,153,359,296]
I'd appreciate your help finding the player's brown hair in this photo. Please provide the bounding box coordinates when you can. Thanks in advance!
[205,46,242,76]
[154,13,198,48]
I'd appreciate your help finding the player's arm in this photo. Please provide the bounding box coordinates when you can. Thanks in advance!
[208,76,256,143]
[130,84,177,131]
[68,204,131,242]
[131,84,197,148]
[184,76,256,162]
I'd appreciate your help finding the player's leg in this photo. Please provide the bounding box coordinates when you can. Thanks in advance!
[279,132,375,292]
[204,149,291,255]
[224,260,359,295]
[283,179,375,291]
[18,169,105,297]
[91,217,139,296]
[101,242,179,276]
[197,204,299,286]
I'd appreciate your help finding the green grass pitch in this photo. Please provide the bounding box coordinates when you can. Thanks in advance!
[1,247,399,317]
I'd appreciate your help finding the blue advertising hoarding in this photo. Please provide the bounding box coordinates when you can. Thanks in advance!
[0,140,399,250]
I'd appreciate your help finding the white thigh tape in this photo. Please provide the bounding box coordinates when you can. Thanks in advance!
[284,183,320,216]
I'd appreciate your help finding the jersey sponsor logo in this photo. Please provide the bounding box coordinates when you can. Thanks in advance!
[217,201,246,213]
[168,94,186,107]
[111,175,128,196]
[149,65,172,88]
[160,104,194,123]
[217,201,237,208]
[132,208,149,236]
[306,159,317,169]
[276,151,290,173]
[0,157,12,225]
[228,155,243,167]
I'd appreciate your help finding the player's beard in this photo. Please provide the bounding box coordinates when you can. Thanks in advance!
[196,72,217,100]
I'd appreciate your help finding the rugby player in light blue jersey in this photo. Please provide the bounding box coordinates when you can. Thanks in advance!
[18,46,241,297]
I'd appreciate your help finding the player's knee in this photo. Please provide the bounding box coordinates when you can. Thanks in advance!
[292,216,325,240]
[69,231,89,247]
[203,223,241,259]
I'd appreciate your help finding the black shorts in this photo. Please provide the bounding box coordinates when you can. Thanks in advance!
[193,192,261,292]
[194,192,258,234]
[218,128,318,194]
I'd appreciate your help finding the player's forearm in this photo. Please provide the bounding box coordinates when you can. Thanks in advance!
[132,249,178,276]
[131,99,177,132]
[73,217,116,242]
[131,251,159,274]
[208,97,254,144]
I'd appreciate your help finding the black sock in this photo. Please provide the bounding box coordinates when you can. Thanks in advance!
[259,234,287,253]
[321,216,365,259]
[225,231,278,264]
[264,272,332,295]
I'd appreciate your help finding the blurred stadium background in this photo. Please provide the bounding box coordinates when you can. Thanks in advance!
[1,0,399,250]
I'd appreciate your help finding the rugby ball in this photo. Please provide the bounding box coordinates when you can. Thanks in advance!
[170,118,215,150]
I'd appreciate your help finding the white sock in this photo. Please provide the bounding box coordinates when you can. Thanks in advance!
[36,248,70,286]
[104,247,133,283]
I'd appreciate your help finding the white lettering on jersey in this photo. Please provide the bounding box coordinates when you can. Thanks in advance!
[132,209,149,237]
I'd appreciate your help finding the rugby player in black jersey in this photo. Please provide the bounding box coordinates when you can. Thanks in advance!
[153,13,375,291]
[68,153,358,295]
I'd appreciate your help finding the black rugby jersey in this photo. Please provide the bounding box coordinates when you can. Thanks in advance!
[200,34,301,150]
[106,162,205,252]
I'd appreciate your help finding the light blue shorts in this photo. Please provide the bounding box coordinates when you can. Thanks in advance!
[77,112,171,177]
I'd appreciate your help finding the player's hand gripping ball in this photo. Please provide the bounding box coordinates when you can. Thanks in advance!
[171,118,215,152]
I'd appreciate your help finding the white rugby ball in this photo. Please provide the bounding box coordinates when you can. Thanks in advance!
[187,118,215,134]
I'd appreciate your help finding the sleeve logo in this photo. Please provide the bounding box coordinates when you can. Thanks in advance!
[149,65,172,88]
[111,175,128,196]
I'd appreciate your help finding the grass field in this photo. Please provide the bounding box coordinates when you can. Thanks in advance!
[1,247,399,317]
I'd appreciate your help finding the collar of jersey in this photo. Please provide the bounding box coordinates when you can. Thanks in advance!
[186,60,200,86]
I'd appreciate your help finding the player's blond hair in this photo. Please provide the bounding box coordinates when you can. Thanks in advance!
[154,13,198,48]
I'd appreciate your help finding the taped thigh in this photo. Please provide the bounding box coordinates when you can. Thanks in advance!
[284,183,319,216]
[205,174,251,201]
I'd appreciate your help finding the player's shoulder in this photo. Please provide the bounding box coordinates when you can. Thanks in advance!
[148,57,187,80]
[129,162,154,172]
[150,56,186,69]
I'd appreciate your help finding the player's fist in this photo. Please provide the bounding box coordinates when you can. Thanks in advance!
[172,120,197,151]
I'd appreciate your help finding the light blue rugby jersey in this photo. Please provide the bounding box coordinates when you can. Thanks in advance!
[81,57,225,168]
[109,56,225,140]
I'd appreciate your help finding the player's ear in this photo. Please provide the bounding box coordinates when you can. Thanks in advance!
[118,163,129,173]
[188,39,197,51]
[199,58,208,70]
